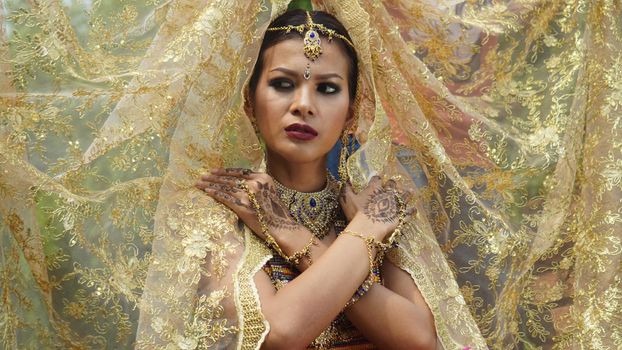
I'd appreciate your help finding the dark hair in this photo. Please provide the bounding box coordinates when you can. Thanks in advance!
[248,9,358,101]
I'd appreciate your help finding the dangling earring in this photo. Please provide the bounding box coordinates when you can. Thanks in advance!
[243,89,260,136]
[249,114,260,136]
[338,128,350,186]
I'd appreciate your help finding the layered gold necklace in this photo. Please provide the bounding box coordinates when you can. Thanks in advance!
[274,172,341,240]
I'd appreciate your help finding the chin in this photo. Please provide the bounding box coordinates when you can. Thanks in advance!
[282,151,324,164]
[270,145,328,165]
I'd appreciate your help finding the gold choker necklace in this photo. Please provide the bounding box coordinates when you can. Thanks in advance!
[274,173,341,240]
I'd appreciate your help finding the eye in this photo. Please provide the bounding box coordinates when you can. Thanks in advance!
[318,83,341,95]
[268,78,294,91]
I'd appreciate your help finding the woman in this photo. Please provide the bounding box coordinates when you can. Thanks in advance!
[137,8,484,350]
[193,10,439,349]
[6,0,617,349]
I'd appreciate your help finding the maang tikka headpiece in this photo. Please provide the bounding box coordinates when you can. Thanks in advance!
[267,11,354,80]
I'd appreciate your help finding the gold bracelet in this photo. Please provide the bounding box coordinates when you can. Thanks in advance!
[342,229,389,253]
[385,190,407,246]
[285,235,316,265]
[341,230,377,260]
[344,273,375,308]
[341,229,387,275]
[341,230,382,308]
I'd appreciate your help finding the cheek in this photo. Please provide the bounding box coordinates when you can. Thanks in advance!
[331,98,351,128]
[254,87,268,116]
[254,95,282,132]
[323,101,351,141]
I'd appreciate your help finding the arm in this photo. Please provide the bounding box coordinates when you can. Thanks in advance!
[196,169,436,349]
[257,231,436,350]
[343,259,437,350]
[255,216,381,349]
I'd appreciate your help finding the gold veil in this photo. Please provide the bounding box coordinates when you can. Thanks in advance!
[1,0,620,349]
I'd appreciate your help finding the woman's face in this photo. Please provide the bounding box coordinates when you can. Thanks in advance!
[252,38,352,166]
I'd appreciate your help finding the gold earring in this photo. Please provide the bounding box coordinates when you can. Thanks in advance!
[243,91,260,135]
[338,129,349,185]
[245,105,260,135]
[250,116,260,135]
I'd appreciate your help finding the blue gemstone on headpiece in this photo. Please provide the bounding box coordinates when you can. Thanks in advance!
[310,198,317,207]
[310,32,315,38]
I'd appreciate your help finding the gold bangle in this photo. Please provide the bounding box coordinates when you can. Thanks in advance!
[342,230,389,253]
[344,273,375,308]
[341,230,383,308]
[341,229,386,274]
[341,190,407,308]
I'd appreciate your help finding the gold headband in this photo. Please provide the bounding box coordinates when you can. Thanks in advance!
[266,11,355,62]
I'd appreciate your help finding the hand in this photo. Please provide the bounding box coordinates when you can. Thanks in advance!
[195,168,300,240]
[339,176,408,241]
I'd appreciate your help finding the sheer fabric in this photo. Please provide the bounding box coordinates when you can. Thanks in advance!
[1,0,620,349]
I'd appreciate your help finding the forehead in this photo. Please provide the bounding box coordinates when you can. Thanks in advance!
[261,38,350,74]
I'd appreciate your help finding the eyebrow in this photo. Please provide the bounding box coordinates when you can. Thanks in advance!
[269,67,344,80]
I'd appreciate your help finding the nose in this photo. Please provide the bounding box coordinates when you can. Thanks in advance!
[290,84,315,119]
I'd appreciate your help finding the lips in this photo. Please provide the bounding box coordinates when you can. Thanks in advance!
[284,123,318,141]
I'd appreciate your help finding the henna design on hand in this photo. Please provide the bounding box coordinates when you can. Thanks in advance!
[233,197,252,210]
[256,182,299,231]
[206,182,240,193]
[223,168,253,175]
[210,189,252,210]
[363,188,398,224]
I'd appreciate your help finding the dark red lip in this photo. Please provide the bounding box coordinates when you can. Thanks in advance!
[284,123,318,141]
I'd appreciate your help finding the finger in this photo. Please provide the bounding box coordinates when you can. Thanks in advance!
[199,181,242,194]
[211,168,254,177]
[196,179,211,190]
[393,190,415,217]
[385,179,397,190]
[202,172,241,181]
[401,191,416,216]
[362,176,382,192]
[369,175,382,184]
[340,182,355,203]
[195,179,214,191]
[201,174,243,187]
[204,179,262,207]
[402,190,413,203]
[340,182,353,195]
[203,187,252,210]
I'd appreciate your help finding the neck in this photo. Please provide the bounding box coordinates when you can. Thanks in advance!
[266,151,327,193]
